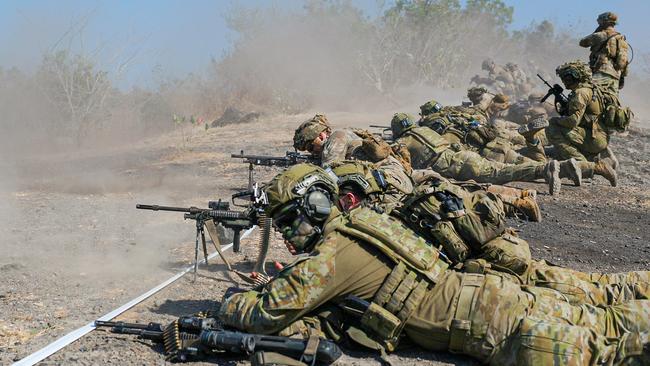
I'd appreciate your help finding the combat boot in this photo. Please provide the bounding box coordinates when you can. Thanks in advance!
[541,160,561,195]
[511,196,542,222]
[559,158,582,187]
[594,160,618,187]
[600,146,620,170]
[520,189,537,199]
[486,185,537,200]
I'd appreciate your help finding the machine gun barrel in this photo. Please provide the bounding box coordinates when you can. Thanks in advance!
[94,320,165,341]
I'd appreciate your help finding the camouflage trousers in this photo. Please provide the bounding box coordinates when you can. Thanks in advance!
[472,235,650,306]
[454,273,650,365]
[519,131,604,180]
[431,149,544,185]
[481,137,537,165]
[547,120,610,161]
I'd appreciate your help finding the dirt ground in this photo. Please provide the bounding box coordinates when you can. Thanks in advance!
[1,114,649,365]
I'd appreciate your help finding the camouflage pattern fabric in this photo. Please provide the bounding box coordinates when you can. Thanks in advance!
[580,26,629,84]
[320,129,362,166]
[429,149,543,184]
[219,219,650,365]
[547,84,609,161]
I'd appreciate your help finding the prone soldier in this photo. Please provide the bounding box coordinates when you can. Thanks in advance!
[218,164,650,366]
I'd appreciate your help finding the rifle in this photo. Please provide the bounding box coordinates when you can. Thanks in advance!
[368,125,393,141]
[95,317,342,364]
[537,73,569,115]
[231,150,319,190]
[137,187,271,280]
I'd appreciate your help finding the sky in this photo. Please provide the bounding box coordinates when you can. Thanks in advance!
[0,0,648,89]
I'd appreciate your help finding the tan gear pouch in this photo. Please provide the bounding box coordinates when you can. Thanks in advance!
[430,221,471,263]
[360,303,402,346]
[479,234,531,275]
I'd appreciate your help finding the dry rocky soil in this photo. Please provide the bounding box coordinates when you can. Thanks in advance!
[1,113,649,365]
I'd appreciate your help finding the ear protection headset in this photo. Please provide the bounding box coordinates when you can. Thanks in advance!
[302,186,332,223]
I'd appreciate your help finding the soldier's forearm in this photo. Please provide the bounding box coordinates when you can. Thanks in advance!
[219,291,302,334]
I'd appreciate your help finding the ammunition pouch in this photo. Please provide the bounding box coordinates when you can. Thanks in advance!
[356,262,429,352]
[397,184,506,264]
[449,274,482,353]
[479,232,532,275]
[431,221,471,263]
[603,103,632,132]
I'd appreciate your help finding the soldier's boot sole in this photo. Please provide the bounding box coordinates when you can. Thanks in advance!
[518,117,549,137]
[545,160,561,195]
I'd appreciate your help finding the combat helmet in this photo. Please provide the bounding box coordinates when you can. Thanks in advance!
[390,112,416,138]
[419,100,443,117]
[597,12,618,26]
[265,163,338,218]
[293,114,332,151]
[556,60,592,84]
[331,160,384,198]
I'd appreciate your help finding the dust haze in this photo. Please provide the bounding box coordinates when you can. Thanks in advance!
[1,0,649,303]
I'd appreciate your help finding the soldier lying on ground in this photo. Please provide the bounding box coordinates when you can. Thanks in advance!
[293,113,412,169]
[217,164,650,366]
[330,160,650,306]
[391,112,580,195]
[417,100,535,165]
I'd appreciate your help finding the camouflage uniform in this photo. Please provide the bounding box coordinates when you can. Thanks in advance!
[395,177,650,306]
[579,12,629,92]
[392,120,562,193]
[417,102,532,165]
[320,129,363,166]
[545,61,618,186]
[219,165,650,365]
[292,114,378,167]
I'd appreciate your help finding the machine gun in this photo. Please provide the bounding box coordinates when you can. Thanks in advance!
[231,150,319,190]
[137,187,272,280]
[537,73,569,115]
[95,317,342,364]
[368,125,393,142]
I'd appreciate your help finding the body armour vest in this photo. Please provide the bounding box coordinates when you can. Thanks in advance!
[324,207,450,351]
[397,127,451,170]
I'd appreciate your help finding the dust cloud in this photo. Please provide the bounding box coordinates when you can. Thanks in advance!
[0,1,648,289]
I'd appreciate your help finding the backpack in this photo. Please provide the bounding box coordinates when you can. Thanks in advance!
[592,84,633,132]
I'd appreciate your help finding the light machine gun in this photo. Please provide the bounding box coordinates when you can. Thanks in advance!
[95,316,342,364]
[231,150,318,190]
[137,186,272,280]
